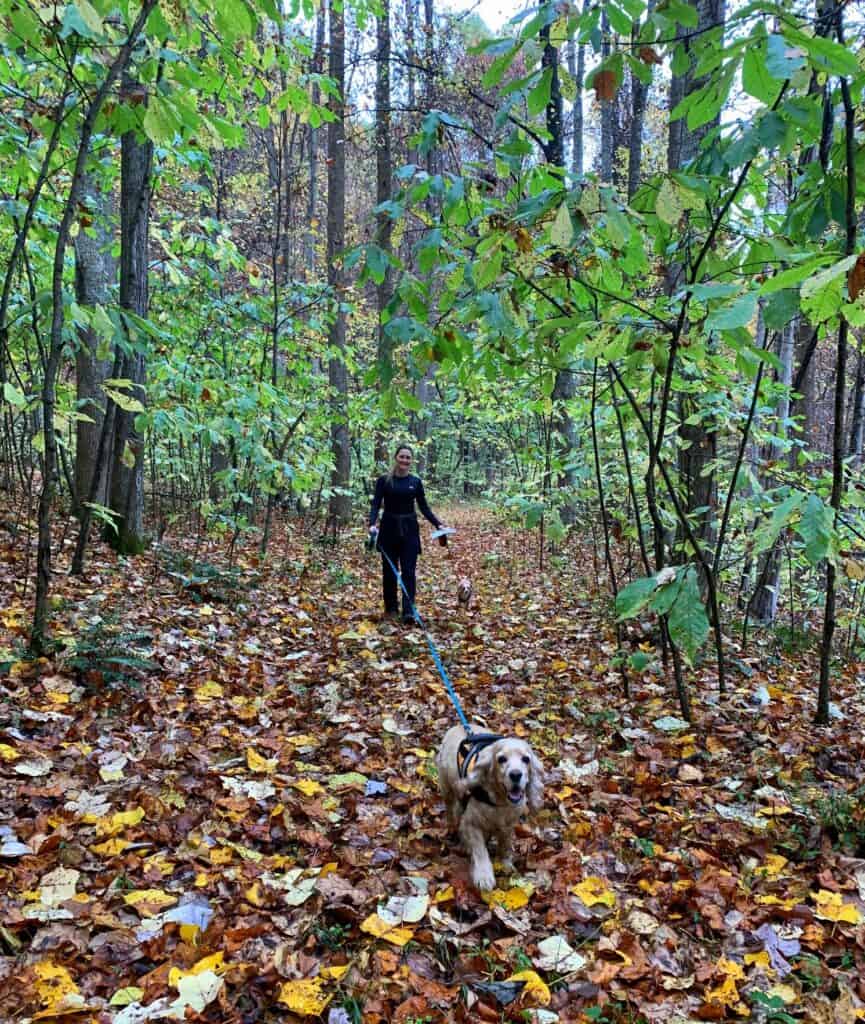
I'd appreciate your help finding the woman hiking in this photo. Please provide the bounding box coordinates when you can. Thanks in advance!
[368,445,445,624]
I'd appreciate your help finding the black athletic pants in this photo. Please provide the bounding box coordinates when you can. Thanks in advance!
[380,533,420,617]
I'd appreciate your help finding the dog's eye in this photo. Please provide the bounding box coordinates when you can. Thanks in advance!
[522,755,530,765]
[497,754,507,765]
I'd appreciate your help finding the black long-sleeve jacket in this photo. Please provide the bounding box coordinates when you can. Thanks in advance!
[369,474,441,540]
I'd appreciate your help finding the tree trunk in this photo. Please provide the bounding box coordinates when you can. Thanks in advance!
[326,0,351,532]
[566,17,584,178]
[73,173,116,514]
[627,1,654,200]
[599,12,613,182]
[107,96,152,555]
[304,2,326,276]
[31,0,157,653]
[667,0,726,170]
[374,0,393,468]
[668,0,726,565]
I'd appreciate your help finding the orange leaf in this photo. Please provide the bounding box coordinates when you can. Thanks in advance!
[591,69,618,102]
[848,254,865,301]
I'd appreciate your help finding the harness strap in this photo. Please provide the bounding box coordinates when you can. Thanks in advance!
[461,784,498,810]
[457,732,502,779]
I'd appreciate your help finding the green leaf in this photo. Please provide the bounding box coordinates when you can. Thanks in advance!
[796,493,834,565]
[752,492,803,555]
[527,67,553,118]
[628,651,652,671]
[706,291,757,332]
[121,441,136,469]
[3,381,27,409]
[667,568,709,665]
[550,203,572,248]
[742,41,779,104]
[800,255,857,301]
[615,576,658,620]
[763,289,799,330]
[143,97,181,145]
[766,34,805,79]
[215,0,255,42]
[655,178,683,226]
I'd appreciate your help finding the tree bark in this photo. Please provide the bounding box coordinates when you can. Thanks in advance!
[107,92,152,555]
[566,14,584,178]
[599,12,613,182]
[326,0,351,532]
[73,173,116,514]
[374,0,394,467]
[31,0,157,653]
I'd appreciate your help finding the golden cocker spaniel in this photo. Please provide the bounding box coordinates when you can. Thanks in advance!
[436,724,545,891]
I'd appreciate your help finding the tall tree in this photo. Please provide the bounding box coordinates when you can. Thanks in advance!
[31,0,157,653]
[374,0,394,468]
[566,11,584,179]
[668,0,726,561]
[326,0,351,532]
[73,172,116,513]
[107,75,153,555]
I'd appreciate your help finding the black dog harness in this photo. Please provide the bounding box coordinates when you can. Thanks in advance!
[457,732,502,809]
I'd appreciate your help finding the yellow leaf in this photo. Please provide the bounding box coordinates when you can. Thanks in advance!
[194,872,210,888]
[33,962,79,1008]
[756,854,787,879]
[94,807,145,836]
[245,882,264,906]
[435,885,455,903]
[198,604,215,617]
[90,838,130,857]
[180,924,200,943]
[482,884,534,910]
[744,951,771,969]
[505,970,551,1006]
[320,965,350,980]
[169,951,225,987]
[278,977,332,1015]
[360,912,414,946]
[0,742,21,761]
[571,876,616,908]
[767,984,798,1004]
[109,987,144,1007]
[755,894,800,909]
[717,958,745,980]
[209,846,233,865]
[246,747,277,773]
[194,680,222,701]
[812,889,863,924]
[123,889,178,915]
[293,778,324,797]
[706,974,740,1006]
[285,733,318,747]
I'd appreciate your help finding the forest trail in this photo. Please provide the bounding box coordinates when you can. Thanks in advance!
[2,509,865,1022]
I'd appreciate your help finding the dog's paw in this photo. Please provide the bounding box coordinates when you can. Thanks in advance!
[471,863,496,892]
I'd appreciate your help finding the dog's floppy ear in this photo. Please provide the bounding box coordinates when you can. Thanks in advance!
[526,749,545,813]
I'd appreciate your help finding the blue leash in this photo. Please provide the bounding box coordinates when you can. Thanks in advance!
[375,539,473,733]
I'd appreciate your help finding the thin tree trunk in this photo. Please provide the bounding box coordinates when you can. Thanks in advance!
[107,87,153,555]
[566,17,584,178]
[31,0,158,653]
[326,0,351,533]
[73,172,116,514]
[818,21,856,725]
[374,0,393,468]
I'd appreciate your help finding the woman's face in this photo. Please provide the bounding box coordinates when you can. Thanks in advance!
[394,449,412,475]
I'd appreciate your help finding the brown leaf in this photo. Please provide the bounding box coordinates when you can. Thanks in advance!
[639,45,662,64]
[591,69,618,102]
[848,254,865,301]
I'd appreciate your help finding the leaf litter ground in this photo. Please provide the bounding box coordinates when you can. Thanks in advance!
[2,508,865,1023]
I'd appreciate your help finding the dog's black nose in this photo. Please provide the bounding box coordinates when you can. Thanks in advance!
[509,769,523,785]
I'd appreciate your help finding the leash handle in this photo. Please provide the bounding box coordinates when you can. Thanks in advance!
[376,539,472,732]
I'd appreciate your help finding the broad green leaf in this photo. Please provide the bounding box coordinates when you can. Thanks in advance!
[527,68,553,118]
[763,289,799,330]
[706,291,757,332]
[766,34,805,79]
[215,0,254,42]
[800,255,857,301]
[3,382,27,409]
[743,42,778,104]
[667,568,709,665]
[796,493,834,565]
[752,492,804,555]
[550,204,572,248]
[656,178,683,226]
[615,576,658,620]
